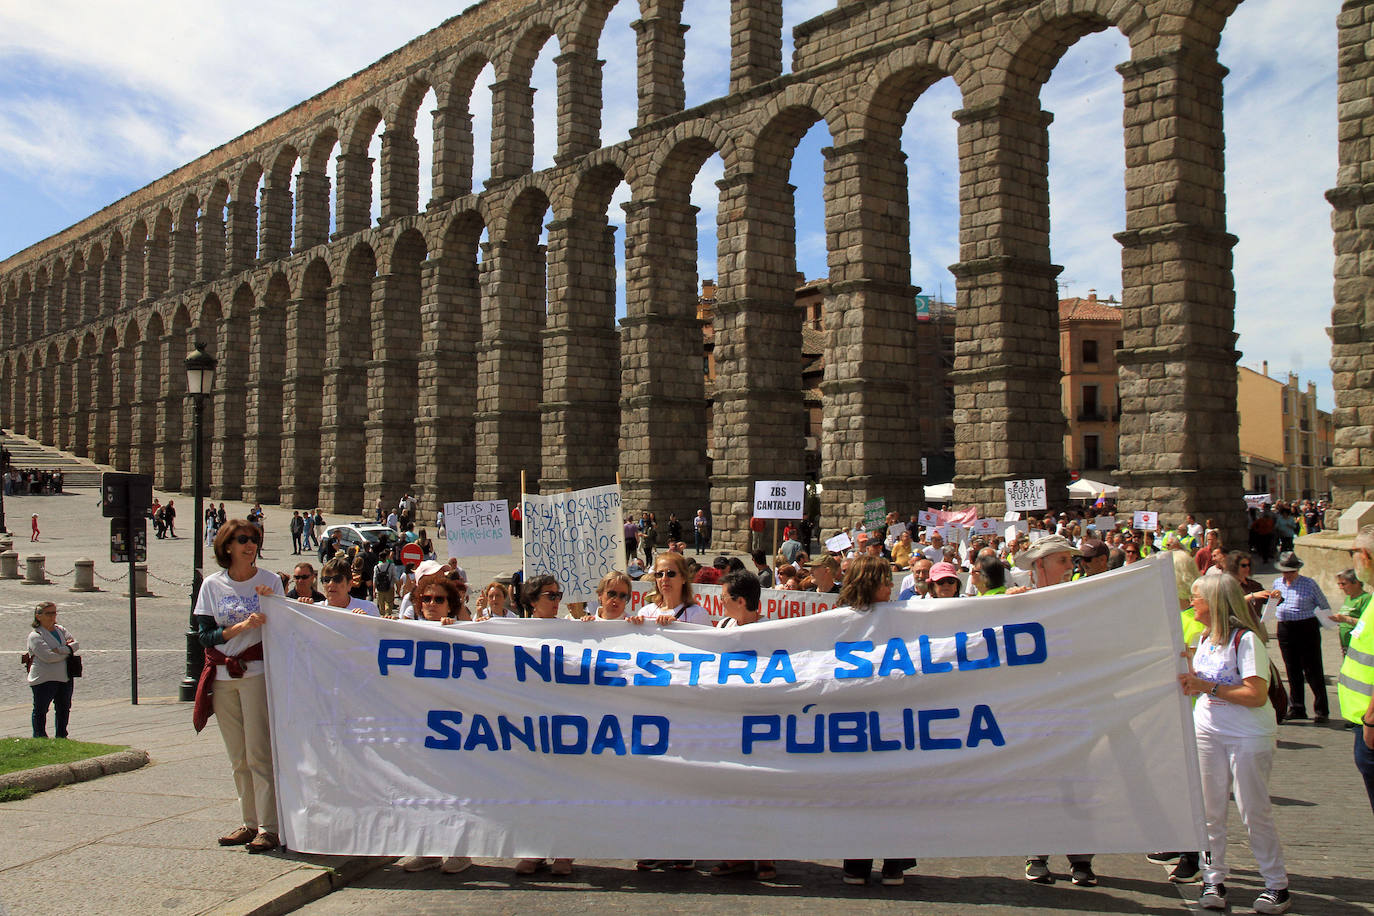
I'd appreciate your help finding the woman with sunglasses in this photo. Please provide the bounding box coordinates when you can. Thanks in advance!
[630,551,711,626]
[303,557,379,616]
[584,571,633,621]
[412,575,470,626]
[1221,550,1277,617]
[512,574,576,876]
[194,519,285,854]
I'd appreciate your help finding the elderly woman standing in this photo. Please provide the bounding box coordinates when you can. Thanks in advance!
[834,555,917,887]
[27,601,77,738]
[1179,574,1291,914]
[194,519,285,854]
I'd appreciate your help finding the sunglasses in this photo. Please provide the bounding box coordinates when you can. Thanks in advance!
[419,594,447,604]
[292,573,312,580]
[234,534,261,545]
[603,590,629,601]
[320,575,345,584]
[539,591,563,601]
[652,570,677,579]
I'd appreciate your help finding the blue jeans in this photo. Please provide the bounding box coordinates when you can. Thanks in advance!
[32,680,73,738]
[1356,728,1374,815]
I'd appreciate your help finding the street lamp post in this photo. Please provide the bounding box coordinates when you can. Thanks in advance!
[179,342,217,702]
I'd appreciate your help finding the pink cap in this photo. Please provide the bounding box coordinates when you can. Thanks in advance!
[928,561,960,583]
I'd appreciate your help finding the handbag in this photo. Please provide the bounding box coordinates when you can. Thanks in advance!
[66,651,83,678]
[21,652,32,672]
[1230,628,1286,723]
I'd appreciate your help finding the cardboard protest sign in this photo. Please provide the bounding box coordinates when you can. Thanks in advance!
[1133,511,1159,531]
[1004,479,1048,513]
[523,484,625,603]
[443,500,511,558]
[754,481,805,520]
[824,532,852,553]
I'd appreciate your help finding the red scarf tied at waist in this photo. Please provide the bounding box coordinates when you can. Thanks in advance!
[192,643,264,733]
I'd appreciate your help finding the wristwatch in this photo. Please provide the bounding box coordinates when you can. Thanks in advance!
[1209,684,1220,697]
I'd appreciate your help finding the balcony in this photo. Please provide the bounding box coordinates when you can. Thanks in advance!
[1077,410,1110,423]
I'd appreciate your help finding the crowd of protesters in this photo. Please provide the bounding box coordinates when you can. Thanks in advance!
[3,467,63,495]
[185,489,1368,912]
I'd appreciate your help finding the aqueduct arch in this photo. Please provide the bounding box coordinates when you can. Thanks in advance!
[0,0,1369,548]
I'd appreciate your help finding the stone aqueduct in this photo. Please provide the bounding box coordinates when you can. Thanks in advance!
[1,0,1372,546]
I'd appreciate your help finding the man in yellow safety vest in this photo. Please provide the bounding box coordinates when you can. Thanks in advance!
[1339,524,1374,814]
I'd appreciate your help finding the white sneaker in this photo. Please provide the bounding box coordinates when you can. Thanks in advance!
[1199,882,1227,910]
[398,855,441,872]
[440,856,473,874]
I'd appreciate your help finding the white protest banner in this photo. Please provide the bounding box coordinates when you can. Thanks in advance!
[1095,516,1117,533]
[265,557,1205,860]
[753,480,805,520]
[1134,510,1159,531]
[523,484,625,604]
[1244,494,1271,510]
[1004,479,1048,513]
[824,532,852,553]
[443,500,511,558]
[628,580,840,623]
[971,518,998,536]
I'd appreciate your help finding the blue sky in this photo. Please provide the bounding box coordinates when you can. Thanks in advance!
[0,0,1339,408]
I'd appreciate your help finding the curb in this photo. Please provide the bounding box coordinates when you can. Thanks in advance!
[204,855,393,916]
[0,748,150,793]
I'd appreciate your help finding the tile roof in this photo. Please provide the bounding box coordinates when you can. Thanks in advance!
[1059,297,1122,322]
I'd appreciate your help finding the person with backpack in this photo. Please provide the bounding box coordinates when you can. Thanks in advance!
[373,553,397,617]
[1179,574,1290,914]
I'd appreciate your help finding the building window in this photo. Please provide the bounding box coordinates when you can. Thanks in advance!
[1081,385,1099,420]
[1084,435,1100,470]
[1081,339,1098,364]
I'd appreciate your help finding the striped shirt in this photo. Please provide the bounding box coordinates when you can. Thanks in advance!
[1273,574,1330,622]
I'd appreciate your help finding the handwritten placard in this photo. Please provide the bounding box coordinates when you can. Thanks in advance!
[523,484,626,604]
[443,500,511,558]
[1005,479,1048,513]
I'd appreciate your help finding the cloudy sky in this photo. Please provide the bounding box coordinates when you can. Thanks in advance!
[0,0,1339,407]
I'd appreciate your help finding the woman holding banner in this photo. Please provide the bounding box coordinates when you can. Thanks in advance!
[631,552,711,625]
[512,574,575,876]
[193,520,284,854]
[1178,574,1290,914]
[584,572,632,621]
[834,555,917,887]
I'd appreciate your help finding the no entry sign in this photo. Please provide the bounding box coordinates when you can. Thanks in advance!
[400,542,425,566]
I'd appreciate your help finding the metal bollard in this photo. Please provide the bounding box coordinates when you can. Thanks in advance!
[70,558,101,592]
[125,564,154,597]
[22,555,50,585]
[0,550,18,579]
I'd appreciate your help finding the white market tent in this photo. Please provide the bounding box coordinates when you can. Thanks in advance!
[1066,477,1119,500]
[924,482,955,502]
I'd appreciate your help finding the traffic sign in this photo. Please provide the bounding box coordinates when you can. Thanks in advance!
[400,542,424,567]
[102,472,153,519]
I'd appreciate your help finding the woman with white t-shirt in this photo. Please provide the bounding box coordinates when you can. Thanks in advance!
[629,552,711,626]
[194,519,285,854]
[1178,574,1291,914]
[303,557,380,616]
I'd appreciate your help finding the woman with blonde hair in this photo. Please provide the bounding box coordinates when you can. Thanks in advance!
[630,550,710,626]
[1179,574,1290,914]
